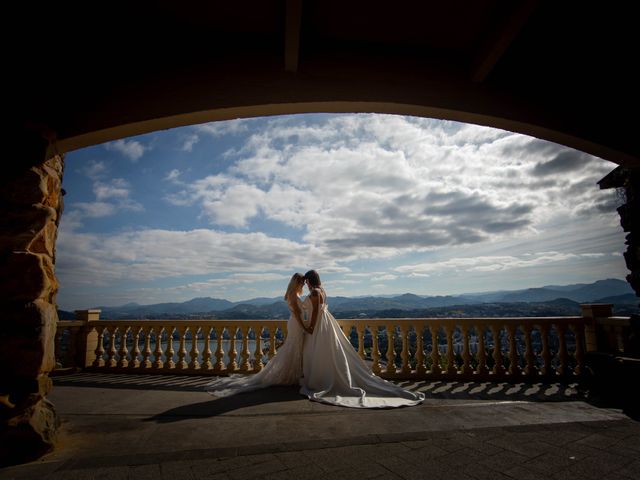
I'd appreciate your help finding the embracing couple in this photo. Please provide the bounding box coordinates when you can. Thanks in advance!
[206,270,424,408]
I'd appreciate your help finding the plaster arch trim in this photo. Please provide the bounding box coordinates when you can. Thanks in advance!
[50,101,638,168]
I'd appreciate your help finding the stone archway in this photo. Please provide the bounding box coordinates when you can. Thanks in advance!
[3,107,638,464]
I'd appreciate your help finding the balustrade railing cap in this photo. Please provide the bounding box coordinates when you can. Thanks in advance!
[74,309,102,321]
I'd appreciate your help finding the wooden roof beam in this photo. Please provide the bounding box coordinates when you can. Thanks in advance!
[471,0,539,83]
[285,0,303,72]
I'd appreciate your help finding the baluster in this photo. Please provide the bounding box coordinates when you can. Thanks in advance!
[202,326,213,371]
[175,326,188,369]
[141,327,152,368]
[385,324,396,375]
[116,326,130,368]
[371,326,381,374]
[429,325,441,375]
[268,328,277,361]
[240,325,251,372]
[357,324,366,359]
[400,326,411,375]
[152,327,164,369]
[556,324,568,376]
[523,325,536,376]
[107,327,118,368]
[416,325,426,375]
[540,324,551,376]
[67,327,79,369]
[507,325,519,376]
[93,326,106,367]
[477,326,488,375]
[461,325,472,374]
[189,326,201,370]
[164,326,176,369]
[253,326,264,372]
[491,326,504,375]
[445,325,456,375]
[214,326,225,372]
[129,326,141,368]
[228,326,238,371]
[573,324,585,375]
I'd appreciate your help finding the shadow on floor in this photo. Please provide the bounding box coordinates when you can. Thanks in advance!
[142,385,304,422]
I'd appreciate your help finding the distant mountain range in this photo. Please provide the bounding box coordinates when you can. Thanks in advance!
[58,278,638,320]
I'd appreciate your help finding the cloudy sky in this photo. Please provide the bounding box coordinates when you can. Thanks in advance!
[56,113,627,309]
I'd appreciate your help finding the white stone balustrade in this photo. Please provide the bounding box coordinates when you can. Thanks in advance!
[52,306,625,380]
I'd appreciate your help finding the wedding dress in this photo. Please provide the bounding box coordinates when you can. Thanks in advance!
[300,289,425,408]
[205,296,306,397]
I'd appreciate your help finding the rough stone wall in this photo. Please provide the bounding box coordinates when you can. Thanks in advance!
[619,171,640,298]
[0,153,64,465]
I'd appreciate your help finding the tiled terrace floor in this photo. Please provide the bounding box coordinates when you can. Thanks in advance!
[1,373,638,479]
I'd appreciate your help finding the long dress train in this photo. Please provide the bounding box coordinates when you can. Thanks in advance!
[205,297,306,397]
[300,291,424,408]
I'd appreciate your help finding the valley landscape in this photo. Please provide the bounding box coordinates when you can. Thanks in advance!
[59,278,639,320]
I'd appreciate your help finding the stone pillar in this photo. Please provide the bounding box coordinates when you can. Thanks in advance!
[581,303,614,352]
[598,166,640,298]
[0,134,64,465]
[75,309,101,368]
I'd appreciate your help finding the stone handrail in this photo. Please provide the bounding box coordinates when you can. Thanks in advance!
[54,304,625,380]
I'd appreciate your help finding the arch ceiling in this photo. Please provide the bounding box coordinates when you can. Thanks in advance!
[10,0,639,166]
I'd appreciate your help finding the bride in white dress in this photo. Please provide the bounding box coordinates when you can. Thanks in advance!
[205,273,308,397]
[300,270,424,408]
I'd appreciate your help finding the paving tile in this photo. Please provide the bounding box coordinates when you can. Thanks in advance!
[531,426,591,446]
[521,451,581,476]
[442,433,504,456]
[614,459,640,479]
[505,465,553,480]
[260,463,324,480]
[126,463,162,480]
[614,434,640,452]
[159,461,198,480]
[331,463,400,480]
[227,458,288,480]
[274,451,316,469]
[376,456,428,480]
[463,463,513,480]
[575,432,625,450]
[560,452,635,480]
[301,447,364,473]
[395,443,450,465]
[479,450,529,473]
[486,436,554,458]
[602,473,637,480]
[599,422,640,440]
[438,447,486,467]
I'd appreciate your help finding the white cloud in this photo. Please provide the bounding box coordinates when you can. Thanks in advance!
[56,228,337,288]
[71,201,116,218]
[196,119,250,137]
[165,169,182,182]
[80,160,107,180]
[165,114,619,266]
[105,139,148,161]
[371,274,398,281]
[94,178,131,201]
[394,251,612,276]
[181,134,199,152]
[66,177,143,228]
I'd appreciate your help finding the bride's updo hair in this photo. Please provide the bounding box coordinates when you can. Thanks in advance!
[284,272,305,301]
[304,270,321,288]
